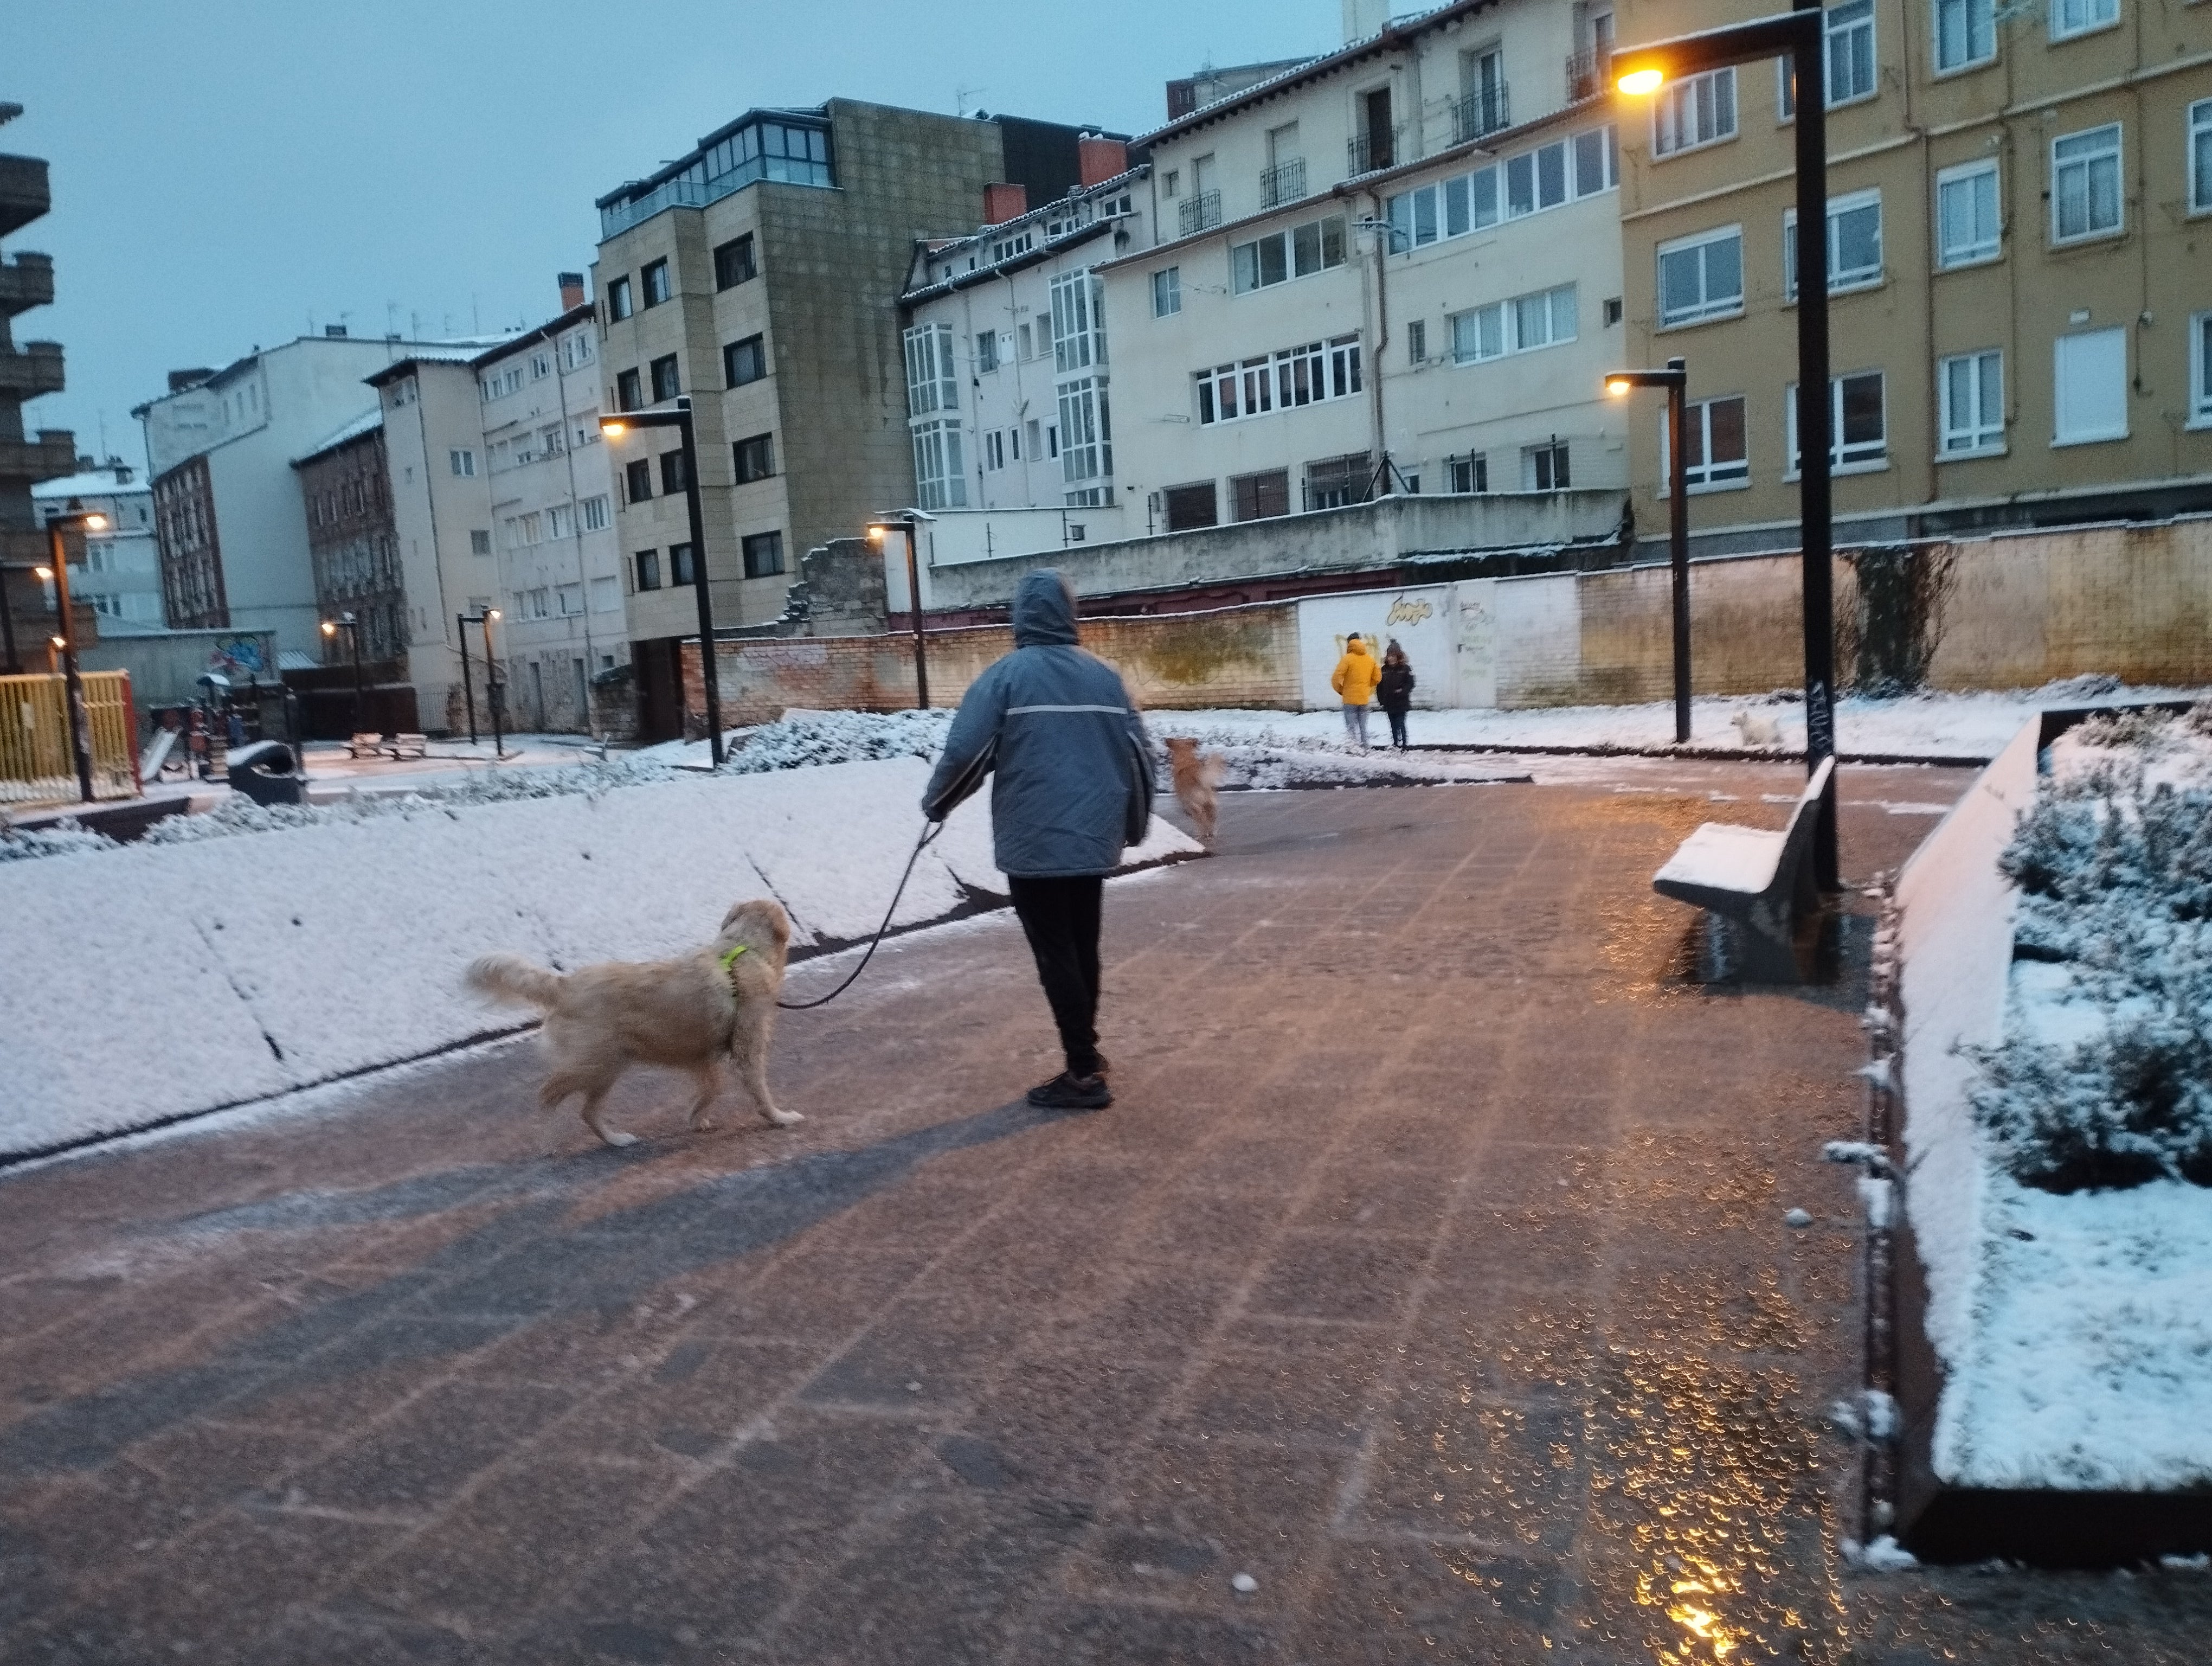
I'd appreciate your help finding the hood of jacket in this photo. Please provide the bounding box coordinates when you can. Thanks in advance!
[1012,569,1080,648]
[1344,639,1372,661]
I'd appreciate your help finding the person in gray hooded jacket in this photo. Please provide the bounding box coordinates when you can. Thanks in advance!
[923,569,1154,1110]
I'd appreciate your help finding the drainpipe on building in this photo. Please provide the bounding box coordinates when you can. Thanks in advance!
[552,330,600,744]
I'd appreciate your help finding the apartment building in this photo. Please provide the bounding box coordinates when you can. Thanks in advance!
[897,140,1152,541]
[591,99,1114,737]
[1613,0,2212,555]
[1100,0,1631,537]
[293,416,401,666]
[469,289,623,733]
[32,461,162,630]
[137,330,493,658]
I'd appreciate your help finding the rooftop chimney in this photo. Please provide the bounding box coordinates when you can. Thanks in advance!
[1077,136,1128,188]
[558,271,586,310]
[1342,0,1390,43]
[983,182,1028,226]
[324,323,348,337]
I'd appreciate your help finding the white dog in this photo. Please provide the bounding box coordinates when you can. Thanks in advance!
[1733,708,1784,748]
[466,898,799,1148]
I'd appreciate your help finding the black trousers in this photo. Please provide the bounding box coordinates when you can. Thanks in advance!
[1008,874,1103,1078]
[1384,708,1409,748]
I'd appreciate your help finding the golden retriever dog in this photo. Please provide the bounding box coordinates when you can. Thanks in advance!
[465,898,799,1149]
[1163,736,1227,847]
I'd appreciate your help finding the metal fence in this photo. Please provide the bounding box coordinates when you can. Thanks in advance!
[1,671,140,804]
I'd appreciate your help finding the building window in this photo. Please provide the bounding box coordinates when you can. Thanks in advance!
[1451,285,1577,362]
[581,495,610,531]
[1153,267,1182,317]
[530,351,552,381]
[2052,124,2123,243]
[1051,272,1107,374]
[910,418,968,510]
[1448,453,1489,494]
[470,528,492,555]
[449,448,476,477]
[1935,0,1996,70]
[1936,161,2002,266]
[1163,481,1218,529]
[1057,378,1111,486]
[1229,469,1290,522]
[1194,334,1361,424]
[616,368,642,411]
[1662,394,1751,490]
[725,335,768,387]
[715,234,757,289]
[1522,441,1571,490]
[733,433,775,483]
[1230,214,1347,294]
[1787,370,1889,471]
[984,429,1006,471]
[607,276,633,321]
[1785,190,1884,298]
[642,259,672,307]
[561,329,595,370]
[1656,226,1744,326]
[557,582,584,616]
[2189,99,2211,215]
[2053,328,2129,444]
[635,548,661,589]
[1939,349,2006,454]
[2189,312,2212,427]
[975,330,1000,373]
[1781,0,1877,113]
[1406,319,1427,362]
[591,575,622,612]
[1652,67,1736,157]
[659,450,689,495]
[742,531,785,578]
[2050,0,2118,40]
[1303,452,1373,511]
[650,354,681,402]
[902,323,960,415]
[625,458,653,503]
[548,504,574,539]
[668,543,695,585]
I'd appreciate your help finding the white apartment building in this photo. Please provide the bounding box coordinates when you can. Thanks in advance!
[1099,0,1630,533]
[897,144,1152,552]
[470,299,625,733]
[32,460,162,628]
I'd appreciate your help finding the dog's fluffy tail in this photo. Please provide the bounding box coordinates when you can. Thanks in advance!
[1199,752,1227,788]
[465,952,564,1010]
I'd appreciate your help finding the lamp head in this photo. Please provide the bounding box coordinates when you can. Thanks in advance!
[867,524,886,543]
[1605,377,1633,398]
[1616,65,1666,95]
[487,608,501,621]
[34,565,53,581]
[321,620,338,637]
[82,512,108,531]
[50,635,66,650]
[600,418,627,439]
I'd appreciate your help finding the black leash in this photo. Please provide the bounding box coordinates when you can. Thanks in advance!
[775,820,946,1010]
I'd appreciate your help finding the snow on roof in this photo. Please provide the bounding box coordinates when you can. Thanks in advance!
[32,469,149,501]
[292,408,384,466]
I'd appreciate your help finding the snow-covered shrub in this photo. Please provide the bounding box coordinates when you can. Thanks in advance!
[0,817,117,862]
[718,709,951,774]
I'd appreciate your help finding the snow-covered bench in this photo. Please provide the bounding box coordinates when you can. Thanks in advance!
[1652,755,1834,979]
[345,732,429,761]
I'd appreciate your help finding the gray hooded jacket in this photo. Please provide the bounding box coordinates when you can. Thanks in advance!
[921,570,1154,877]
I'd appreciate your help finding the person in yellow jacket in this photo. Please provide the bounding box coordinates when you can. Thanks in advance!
[1329,632,1381,749]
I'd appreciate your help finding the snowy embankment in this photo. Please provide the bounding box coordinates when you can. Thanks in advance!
[1894,706,2212,1495]
[0,751,1197,1162]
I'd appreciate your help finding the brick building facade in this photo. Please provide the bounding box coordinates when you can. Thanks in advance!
[294,417,404,666]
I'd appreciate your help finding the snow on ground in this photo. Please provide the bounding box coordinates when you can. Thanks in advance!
[0,757,1198,1161]
[1895,707,2212,1493]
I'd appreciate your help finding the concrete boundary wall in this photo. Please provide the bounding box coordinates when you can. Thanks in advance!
[683,514,2212,722]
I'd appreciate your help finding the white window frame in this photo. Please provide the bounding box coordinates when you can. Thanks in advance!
[902,323,960,416]
[449,448,476,477]
[2050,123,2124,245]
[580,495,610,531]
[1656,226,1745,328]
[2189,311,2212,429]
[1450,285,1576,363]
[1652,67,1737,158]
[1051,272,1107,373]
[1786,371,1889,476]
[2052,328,2130,446]
[1938,349,2007,457]
[1230,214,1348,294]
[910,417,968,509]
[1153,266,1182,317]
[1660,394,1752,492]
[1785,189,1885,300]
[1520,441,1571,491]
[1779,0,1878,114]
[1057,377,1111,486]
[2189,99,2212,217]
[1934,0,1997,72]
[2049,0,2119,42]
[1193,334,1362,426]
[1934,159,2002,268]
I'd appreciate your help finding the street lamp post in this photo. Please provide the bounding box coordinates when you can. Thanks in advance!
[1615,2,1840,889]
[37,510,107,803]
[481,610,506,759]
[320,611,365,736]
[869,513,930,710]
[601,400,725,765]
[1604,359,1692,744]
[455,612,479,745]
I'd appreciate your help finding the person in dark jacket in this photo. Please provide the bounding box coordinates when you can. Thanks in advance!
[923,569,1154,1110]
[1377,640,1416,752]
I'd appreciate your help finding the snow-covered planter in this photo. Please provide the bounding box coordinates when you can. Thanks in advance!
[1886,703,2212,1564]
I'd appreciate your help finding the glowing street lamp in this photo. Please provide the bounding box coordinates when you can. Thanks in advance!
[40,509,109,802]
[1606,360,1693,745]
[1615,3,1841,887]
[321,611,366,737]
[867,513,930,710]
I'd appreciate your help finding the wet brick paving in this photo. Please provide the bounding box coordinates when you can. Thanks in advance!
[5,764,2211,1663]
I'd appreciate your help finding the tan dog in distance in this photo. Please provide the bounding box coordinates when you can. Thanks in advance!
[1163,736,1227,847]
[466,898,799,1148]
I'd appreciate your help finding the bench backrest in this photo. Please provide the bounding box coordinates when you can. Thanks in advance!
[1776,755,1836,897]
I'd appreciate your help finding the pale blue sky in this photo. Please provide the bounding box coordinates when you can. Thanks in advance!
[9,0,1338,473]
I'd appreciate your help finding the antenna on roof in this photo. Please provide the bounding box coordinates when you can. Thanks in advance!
[956,84,986,117]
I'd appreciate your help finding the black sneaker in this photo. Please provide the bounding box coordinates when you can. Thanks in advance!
[1092,1051,1110,1078]
[1027,1072,1113,1111]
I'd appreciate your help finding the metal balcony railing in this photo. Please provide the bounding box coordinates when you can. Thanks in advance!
[1178,189,1223,236]
[1567,48,1613,102]
[1259,158,1307,209]
[1452,85,1512,143]
[1347,130,1401,175]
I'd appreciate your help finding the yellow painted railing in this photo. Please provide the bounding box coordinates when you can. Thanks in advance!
[1,671,140,804]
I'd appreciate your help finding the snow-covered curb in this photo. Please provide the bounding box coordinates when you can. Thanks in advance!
[0,757,1198,1163]
[1892,715,2212,1503]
